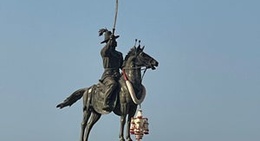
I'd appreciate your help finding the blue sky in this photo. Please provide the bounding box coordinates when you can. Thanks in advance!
[0,0,260,141]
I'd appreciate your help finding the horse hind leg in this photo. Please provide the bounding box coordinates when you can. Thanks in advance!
[80,88,92,141]
[80,109,91,141]
[84,111,101,141]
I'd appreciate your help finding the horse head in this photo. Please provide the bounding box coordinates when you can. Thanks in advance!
[123,40,159,70]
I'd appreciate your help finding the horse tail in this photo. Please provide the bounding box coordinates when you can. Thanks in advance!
[56,88,88,109]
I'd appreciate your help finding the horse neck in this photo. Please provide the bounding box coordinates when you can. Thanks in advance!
[124,67,142,87]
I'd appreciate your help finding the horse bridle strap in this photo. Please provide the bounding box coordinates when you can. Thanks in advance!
[122,69,128,81]
[122,67,148,81]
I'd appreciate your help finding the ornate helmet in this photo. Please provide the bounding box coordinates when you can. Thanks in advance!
[99,28,119,44]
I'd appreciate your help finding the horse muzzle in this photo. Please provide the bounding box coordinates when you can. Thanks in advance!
[150,60,159,70]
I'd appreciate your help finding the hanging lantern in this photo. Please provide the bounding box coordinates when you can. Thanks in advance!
[130,109,149,140]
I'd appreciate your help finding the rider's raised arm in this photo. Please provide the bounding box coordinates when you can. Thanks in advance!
[100,40,112,57]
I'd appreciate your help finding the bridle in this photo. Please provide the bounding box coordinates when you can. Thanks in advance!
[122,52,151,82]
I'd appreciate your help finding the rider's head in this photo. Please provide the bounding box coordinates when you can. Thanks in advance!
[100,30,119,45]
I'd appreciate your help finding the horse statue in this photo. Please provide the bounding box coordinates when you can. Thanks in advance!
[56,44,158,141]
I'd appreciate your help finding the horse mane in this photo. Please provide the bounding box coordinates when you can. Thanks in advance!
[122,39,144,68]
[124,47,136,61]
[122,47,136,68]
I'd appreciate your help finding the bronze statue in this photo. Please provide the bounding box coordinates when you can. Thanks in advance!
[56,38,158,141]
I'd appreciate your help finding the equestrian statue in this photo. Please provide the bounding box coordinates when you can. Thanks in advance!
[56,29,159,141]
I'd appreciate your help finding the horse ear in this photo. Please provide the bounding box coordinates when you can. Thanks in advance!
[136,40,141,49]
[141,46,145,51]
[137,45,140,50]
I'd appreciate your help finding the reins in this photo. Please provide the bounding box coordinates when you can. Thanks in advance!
[122,67,148,82]
[141,67,148,83]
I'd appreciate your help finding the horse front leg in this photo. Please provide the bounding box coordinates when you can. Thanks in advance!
[119,115,126,141]
[126,114,133,141]
[126,106,137,141]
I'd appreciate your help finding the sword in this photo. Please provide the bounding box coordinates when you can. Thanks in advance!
[112,0,119,35]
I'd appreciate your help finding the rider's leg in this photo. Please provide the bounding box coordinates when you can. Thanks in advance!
[103,77,118,108]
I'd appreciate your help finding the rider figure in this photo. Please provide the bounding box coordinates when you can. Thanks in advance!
[99,29,123,110]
